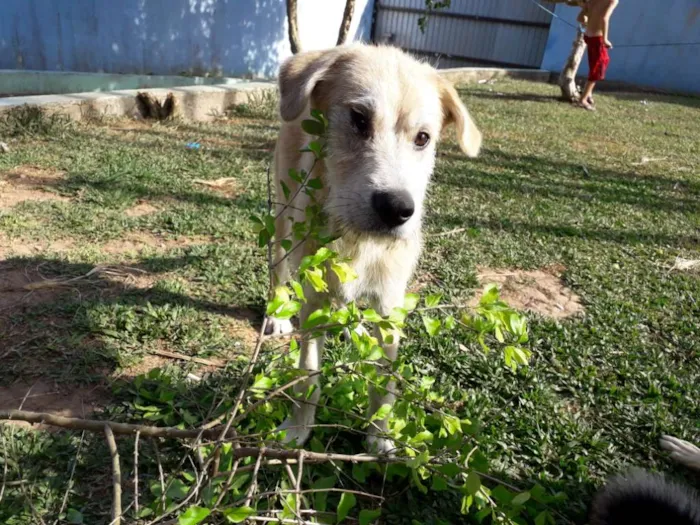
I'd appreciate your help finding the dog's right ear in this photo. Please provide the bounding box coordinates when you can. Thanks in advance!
[278,49,340,122]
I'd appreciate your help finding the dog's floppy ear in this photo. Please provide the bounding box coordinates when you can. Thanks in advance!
[278,49,341,122]
[438,78,482,157]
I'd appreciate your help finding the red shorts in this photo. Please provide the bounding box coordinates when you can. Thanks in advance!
[584,35,610,81]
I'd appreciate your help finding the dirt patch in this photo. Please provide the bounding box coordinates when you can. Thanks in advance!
[0,268,73,310]
[0,233,75,260]
[125,200,160,218]
[223,310,261,352]
[0,265,157,311]
[0,165,69,209]
[101,233,212,255]
[473,267,583,319]
[193,177,242,198]
[0,381,105,428]
[119,354,172,378]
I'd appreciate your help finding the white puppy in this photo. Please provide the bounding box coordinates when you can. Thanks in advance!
[267,44,482,452]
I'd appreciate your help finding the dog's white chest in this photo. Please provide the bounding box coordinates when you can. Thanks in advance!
[329,235,420,310]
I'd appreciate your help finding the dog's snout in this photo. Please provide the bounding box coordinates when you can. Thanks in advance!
[371,190,415,228]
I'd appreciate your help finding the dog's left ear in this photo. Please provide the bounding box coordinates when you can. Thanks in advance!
[278,48,342,122]
[438,78,482,157]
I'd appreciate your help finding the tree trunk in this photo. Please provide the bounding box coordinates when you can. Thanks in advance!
[286,0,302,54]
[559,30,586,101]
[336,0,357,46]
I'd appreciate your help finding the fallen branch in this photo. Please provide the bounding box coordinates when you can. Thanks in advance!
[428,227,468,238]
[0,410,234,440]
[105,424,122,525]
[151,348,226,368]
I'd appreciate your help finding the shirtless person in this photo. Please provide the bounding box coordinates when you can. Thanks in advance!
[576,0,619,110]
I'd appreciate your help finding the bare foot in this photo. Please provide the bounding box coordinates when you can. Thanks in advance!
[576,99,596,111]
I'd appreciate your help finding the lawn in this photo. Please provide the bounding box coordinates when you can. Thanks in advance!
[0,79,698,524]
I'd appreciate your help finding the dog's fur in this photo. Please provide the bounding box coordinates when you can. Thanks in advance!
[268,44,482,451]
[590,436,700,524]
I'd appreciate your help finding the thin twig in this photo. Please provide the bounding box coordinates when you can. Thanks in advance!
[0,410,236,439]
[245,447,265,508]
[133,431,140,516]
[152,439,166,514]
[54,431,85,525]
[150,348,225,368]
[428,227,468,238]
[104,425,122,525]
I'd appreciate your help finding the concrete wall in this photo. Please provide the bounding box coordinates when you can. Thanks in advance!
[541,1,700,94]
[0,0,375,79]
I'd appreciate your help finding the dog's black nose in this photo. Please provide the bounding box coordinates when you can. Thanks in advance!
[371,190,415,228]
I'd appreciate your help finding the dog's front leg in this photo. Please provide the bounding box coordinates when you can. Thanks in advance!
[366,297,402,455]
[278,302,325,446]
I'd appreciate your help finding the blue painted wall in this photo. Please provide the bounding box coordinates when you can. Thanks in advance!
[541,0,700,94]
[0,0,375,79]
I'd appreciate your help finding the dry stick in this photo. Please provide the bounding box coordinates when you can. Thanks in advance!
[428,227,468,238]
[213,458,241,508]
[0,410,236,439]
[54,431,86,525]
[152,439,167,514]
[133,431,140,516]
[150,348,225,368]
[104,425,122,525]
[244,447,266,508]
[295,450,304,518]
[0,433,7,506]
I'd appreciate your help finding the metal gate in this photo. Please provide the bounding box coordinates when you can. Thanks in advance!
[371,0,555,69]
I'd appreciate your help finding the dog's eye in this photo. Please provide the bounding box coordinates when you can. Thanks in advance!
[414,131,430,148]
[350,109,370,138]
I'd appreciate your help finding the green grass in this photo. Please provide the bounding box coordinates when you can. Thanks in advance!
[0,80,698,524]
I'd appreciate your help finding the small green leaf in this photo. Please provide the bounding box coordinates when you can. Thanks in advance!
[312,476,336,512]
[66,509,84,524]
[307,177,323,190]
[422,315,441,336]
[403,293,420,311]
[223,506,255,523]
[370,403,392,421]
[290,280,306,302]
[274,300,302,320]
[257,229,270,248]
[302,119,325,136]
[331,262,359,283]
[359,509,382,525]
[178,506,210,525]
[425,293,443,308]
[512,491,531,506]
[432,476,448,491]
[288,168,304,183]
[352,462,368,483]
[465,472,481,495]
[480,284,499,305]
[302,308,331,330]
[251,375,274,391]
[362,309,383,323]
[337,492,357,522]
[280,239,292,252]
[280,180,291,200]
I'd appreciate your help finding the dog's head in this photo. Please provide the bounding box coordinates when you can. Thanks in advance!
[278,44,481,239]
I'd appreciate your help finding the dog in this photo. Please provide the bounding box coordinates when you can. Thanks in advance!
[590,436,700,524]
[266,44,482,452]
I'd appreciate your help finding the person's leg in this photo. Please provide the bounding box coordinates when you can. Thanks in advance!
[580,80,597,109]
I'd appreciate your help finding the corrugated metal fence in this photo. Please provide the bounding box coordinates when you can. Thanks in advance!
[372,0,555,69]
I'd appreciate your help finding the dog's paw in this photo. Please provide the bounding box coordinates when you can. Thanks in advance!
[366,434,397,456]
[265,317,294,336]
[276,418,312,447]
[660,435,700,470]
